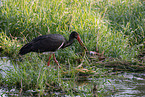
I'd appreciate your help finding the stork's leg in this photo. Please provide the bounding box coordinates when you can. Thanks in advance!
[53,53,61,69]
[47,54,52,66]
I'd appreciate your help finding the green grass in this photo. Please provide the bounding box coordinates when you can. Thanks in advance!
[0,0,144,58]
[0,0,145,96]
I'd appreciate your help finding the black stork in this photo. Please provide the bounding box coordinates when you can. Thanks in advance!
[19,31,87,69]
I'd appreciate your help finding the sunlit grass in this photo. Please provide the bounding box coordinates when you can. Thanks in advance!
[0,0,144,58]
[0,0,145,96]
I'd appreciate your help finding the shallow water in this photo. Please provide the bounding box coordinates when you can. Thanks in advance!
[0,57,14,77]
[105,72,145,96]
[0,57,145,96]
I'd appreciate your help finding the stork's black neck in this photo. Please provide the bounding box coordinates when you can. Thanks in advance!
[62,31,78,48]
[63,36,75,48]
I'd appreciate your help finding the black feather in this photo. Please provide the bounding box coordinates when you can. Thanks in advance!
[19,42,33,55]
[19,34,66,55]
[19,32,81,55]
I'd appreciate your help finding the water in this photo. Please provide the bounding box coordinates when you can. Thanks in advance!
[0,57,145,96]
[0,57,14,77]
[106,72,145,96]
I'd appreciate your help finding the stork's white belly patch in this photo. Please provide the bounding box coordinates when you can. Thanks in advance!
[58,42,64,50]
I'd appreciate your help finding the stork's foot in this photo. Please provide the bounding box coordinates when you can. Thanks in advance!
[58,65,61,69]
[53,53,61,69]
[46,53,61,69]
[47,54,52,66]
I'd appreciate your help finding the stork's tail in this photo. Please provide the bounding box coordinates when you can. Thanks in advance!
[19,43,32,55]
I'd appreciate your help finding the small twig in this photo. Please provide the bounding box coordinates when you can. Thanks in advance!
[76,50,89,68]
[20,78,23,95]
[76,59,84,68]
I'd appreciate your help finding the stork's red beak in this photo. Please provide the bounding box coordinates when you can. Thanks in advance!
[77,35,88,51]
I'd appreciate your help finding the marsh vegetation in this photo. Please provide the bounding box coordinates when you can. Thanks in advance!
[0,0,145,96]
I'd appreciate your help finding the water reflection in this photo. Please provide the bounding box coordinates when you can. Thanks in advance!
[107,72,145,96]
